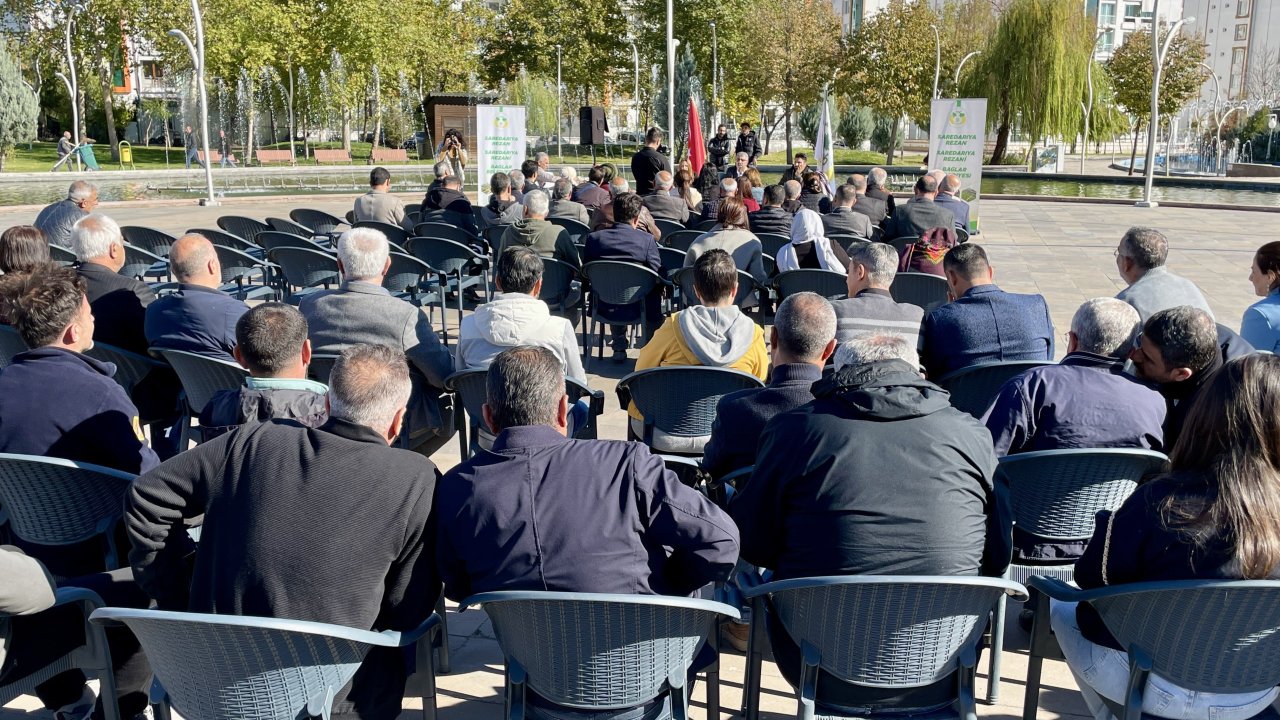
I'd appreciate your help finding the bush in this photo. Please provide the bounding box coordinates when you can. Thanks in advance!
[870,115,901,154]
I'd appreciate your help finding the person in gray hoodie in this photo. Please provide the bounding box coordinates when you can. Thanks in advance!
[495,189,581,269]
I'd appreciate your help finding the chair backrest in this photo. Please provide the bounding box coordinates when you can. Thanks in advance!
[120,243,166,280]
[654,218,686,239]
[48,244,78,266]
[404,236,483,276]
[383,252,432,295]
[210,245,268,286]
[619,366,763,439]
[997,449,1167,543]
[664,230,702,253]
[0,453,134,548]
[462,591,737,711]
[307,354,339,384]
[673,267,757,309]
[955,226,970,244]
[539,257,578,308]
[444,369,488,427]
[756,233,790,258]
[353,220,411,248]
[265,216,316,238]
[413,222,479,246]
[257,231,328,254]
[751,575,1026,688]
[890,272,950,312]
[289,208,345,237]
[267,247,340,290]
[84,341,164,399]
[190,228,260,254]
[0,325,28,366]
[216,216,271,244]
[829,234,869,252]
[936,361,1052,418]
[152,349,249,415]
[89,608,401,720]
[580,261,662,308]
[774,269,848,302]
[121,226,177,258]
[548,217,591,244]
[1084,580,1280,695]
[658,247,686,278]
[886,236,918,253]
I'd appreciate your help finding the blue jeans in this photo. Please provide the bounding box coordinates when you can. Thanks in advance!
[1050,599,1279,720]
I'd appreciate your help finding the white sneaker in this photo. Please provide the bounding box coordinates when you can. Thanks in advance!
[52,687,96,720]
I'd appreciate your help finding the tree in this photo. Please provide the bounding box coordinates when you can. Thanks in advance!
[1107,27,1207,173]
[962,0,1096,165]
[500,68,559,137]
[0,40,39,171]
[837,102,874,149]
[797,103,821,144]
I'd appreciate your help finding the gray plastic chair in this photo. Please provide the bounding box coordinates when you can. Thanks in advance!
[120,243,169,283]
[257,230,331,255]
[0,587,119,720]
[538,257,581,319]
[384,252,445,322]
[460,591,738,720]
[191,227,262,255]
[290,208,347,239]
[353,220,412,249]
[403,237,489,342]
[267,247,340,304]
[90,608,442,720]
[986,449,1167,704]
[216,215,271,245]
[654,218,687,240]
[1024,577,1280,720]
[886,236,919,253]
[0,453,135,571]
[412,222,482,247]
[579,261,665,370]
[548,217,592,245]
[773,269,848,302]
[890,272,950,313]
[616,367,763,453]
[152,349,249,447]
[664,230,702,253]
[829,234,870,252]
[121,226,177,258]
[672,267,759,311]
[935,361,1052,418]
[0,324,28,366]
[48,243,79,266]
[266,216,321,240]
[211,244,278,301]
[741,576,1028,720]
[756,233,790,258]
[84,341,166,405]
[307,353,339,384]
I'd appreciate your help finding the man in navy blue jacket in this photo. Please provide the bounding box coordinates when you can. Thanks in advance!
[145,233,248,362]
[920,243,1054,379]
[583,192,665,362]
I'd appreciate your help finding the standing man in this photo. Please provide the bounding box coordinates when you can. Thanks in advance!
[183,125,204,169]
[630,127,672,196]
[217,129,232,168]
[708,124,732,173]
[56,131,74,170]
[734,121,762,166]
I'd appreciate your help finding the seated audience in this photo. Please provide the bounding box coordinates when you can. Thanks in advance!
[845,174,887,224]
[1052,354,1280,720]
[700,177,737,223]
[422,160,452,210]
[582,193,665,363]
[199,302,328,440]
[724,152,750,182]
[72,213,154,355]
[643,170,691,225]
[674,167,703,212]
[744,167,766,205]
[1128,306,1221,450]
[495,189,580,269]
[702,292,836,478]
[748,184,794,236]
[126,344,439,720]
[920,243,1053,378]
[1114,227,1213,321]
[352,166,412,231]
[935,173,971,230]
[144,233,248,362]
[589,177,662,241]
[430,175,480,237]
[730,332,1002,713]
[684,196,768,286]
[33,181,98,248]
[631,249,768,450]
[0,225,51,274]
[899,225,958,276]
[884,175,956,240]
[781,180,803,214]
[547,177,590,225]
[507,169,525,203]
[780,153,809,186]
[822,184,873,238]
[832,242,923,345]
[299,227,454,456]
[776,209,850,274]
[519,158,540,195]
[1240,241,1280,353]
[479,172,524,227]
[866,167,897,218]
[736,172,761,212]
[797,172,826,213]
[572,165,612,211]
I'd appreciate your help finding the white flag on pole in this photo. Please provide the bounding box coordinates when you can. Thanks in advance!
[814,86,836,192]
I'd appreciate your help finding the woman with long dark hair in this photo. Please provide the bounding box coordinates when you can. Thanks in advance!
[1241,241,1280,353]
[435,128,468,184]
[1051,353,1280,720]
[674,167,702,211]
[0,226,51,274]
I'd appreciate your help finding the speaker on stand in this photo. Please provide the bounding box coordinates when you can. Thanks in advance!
[579,106,608,165]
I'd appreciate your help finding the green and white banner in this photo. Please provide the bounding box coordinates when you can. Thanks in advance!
[476,105,527,203]
[928,98,987,233]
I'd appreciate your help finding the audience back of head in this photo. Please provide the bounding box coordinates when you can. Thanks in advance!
[486,345,563,432]
[328,344,411,433]
[496,247,542,295]
[694,248,737,304]
[835,332,919,370]
[762,184,785,208]
[614,193,644,225]
[235,302,309,377]
[553,178,574,200]
[1120,227,1169,270]
[523,189,549,217]
[1071,298,1140,358]
[370,167,390,188]
[0,225,50,274]
[337,227,390,281]
[71,213,121,262]
[1142,306,1218,374]
[847,242,898,288]
[773,292,836,363]
[717,196,749,230]
[833,184,857,208]
[0,265,87,349]
[169,233,217,284]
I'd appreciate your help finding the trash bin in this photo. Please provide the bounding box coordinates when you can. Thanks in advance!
[119,141,134,169]
[77,144,101,171]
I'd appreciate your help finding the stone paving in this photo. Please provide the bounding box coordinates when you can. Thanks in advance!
[2,194,1276,719]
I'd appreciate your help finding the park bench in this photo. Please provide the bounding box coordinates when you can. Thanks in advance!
[314,149,352,164]
[255,149,295,166]
[196,150,222,164]
[370,147,409,163]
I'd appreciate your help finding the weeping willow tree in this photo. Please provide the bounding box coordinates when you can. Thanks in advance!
[499,68,559,137]
[961,0,1095,164]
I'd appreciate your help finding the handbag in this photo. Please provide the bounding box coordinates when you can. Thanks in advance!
[897,226,957,276]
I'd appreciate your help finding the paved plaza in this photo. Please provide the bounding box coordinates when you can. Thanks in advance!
[1,195,1275,719]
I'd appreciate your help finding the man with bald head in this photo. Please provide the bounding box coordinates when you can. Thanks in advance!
[145,233,248,362]
[935,173,970,230]
[846,173,887,224]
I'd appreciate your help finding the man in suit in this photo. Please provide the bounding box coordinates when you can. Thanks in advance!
[847,174,887,224]
[822,184,874,238]
[884,175,956,240]
[935,174,970,230]
[72,213,155,355]
[33,181,98,248]
[126,344,439,720]
[865,167,897,218]
[299,227,455,456]
[353,166,412,231]
[642,170,690,226]
[548,178,590,225]
[144,233,248,362]
[725,152,751,181]
[583,193,664,362]
[748,184,794,236]
[1114,227,1214,322]
[589,177,662,242]
[703,292,836,478]
[920,243,1054,379]
[572,165,612,212]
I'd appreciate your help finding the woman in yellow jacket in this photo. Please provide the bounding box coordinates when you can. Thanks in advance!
[628,249,769,452]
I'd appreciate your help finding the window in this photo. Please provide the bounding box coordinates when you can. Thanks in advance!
[1100,29,1115,52]
[1235,23,1248,40]
[142,62,163,80]
[1123,2,1142,21]
[1099,1,1116,24]
[1238,0,1251,18]
[1229,47,1246,99]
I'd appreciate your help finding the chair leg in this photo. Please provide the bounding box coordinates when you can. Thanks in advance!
[798,642,820,720]
[987,594,1006,703]
[434,594,451,674]
[706,623,721,720]
[743,595,767,720]
[1022,591,1051,720]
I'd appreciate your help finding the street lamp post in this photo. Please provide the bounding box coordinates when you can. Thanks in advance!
[629,40,639,131]
[555,44,562,161]
[169,0,218,206]
[1138,8,1194,208]
[62,3,84,171]
[666,0,675,163]
[953,50,980,95]
[930,24,940,100]
[710,21,718,128]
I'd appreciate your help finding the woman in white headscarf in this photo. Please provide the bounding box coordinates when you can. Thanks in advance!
[776,209,849,274]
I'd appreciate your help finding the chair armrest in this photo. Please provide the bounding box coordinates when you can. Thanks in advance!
[55,586,106,611]
[1026,576,1082,600]
[588,389,605,416]
[615,385,632,410]
[382,612,443,647]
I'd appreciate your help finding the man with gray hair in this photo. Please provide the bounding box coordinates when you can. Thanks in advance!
[700,176,739,223]
[547,176,590,225]
[535,151,556,185]
[865,167,897,218]
[72,213,156,355]
[642,169,690,225]
[126,342,440,720]
[145,233,248,362]
[832,241,924,346]
[559,165,578,185]
[731,328,1001,709]
[495,188,580,268]
[884,174,955,240]
[781,179,803,214]
[300,227,455,456]
[846,173,888,223]
[1114,227,1213,322]
[34,180,99,248]
[422,160,453,210]
[588,178,662,241]
[822,184,873,238]
[935,173,970,230]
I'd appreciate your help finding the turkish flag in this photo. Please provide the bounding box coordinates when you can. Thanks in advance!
[687,100,705,176]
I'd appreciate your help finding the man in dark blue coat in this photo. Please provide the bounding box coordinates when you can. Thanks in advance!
[144,233,247,362]
[920,243,1054,378]
[583,192,665,362]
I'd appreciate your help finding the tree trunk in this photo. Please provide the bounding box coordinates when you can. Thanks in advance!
[100,66,120,161]
[342,108,351,152]
[784,105,793,163]
[760,102,771,155]
[885,118,899,166]
[1128,121,1142,176]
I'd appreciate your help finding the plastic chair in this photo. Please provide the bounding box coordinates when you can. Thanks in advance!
[190,227,262,256]
[460,591,738,720]
[257,230,331,255]
[658,246,687,279]
[121,226,177,258]
[756,233,790,258]
[48,244,78,266]
[354,220,412,249]
[289,208,347,239]
[773,269,848,302]
[654,218,687,239]
[211,245,278,301]
[664,230,702,253]
[579,261,665,371]
[886,235,919,253]
[694,219,719,232]
[1023,577,1280,720]
[955,226,971,244]
[216,215,271,245]
[444,369,603,460]
[986,449,1168,704]
[538,257,580,317]
[891,271,950,312]
[84,341,166,410]
[935,361,1052,418]
[828,233,869,252]
[0,324,28,366]
[385,252,445,319]
[266,216,319,240]
[672,267,759,310]
[307,354,339,384]
[0,587,120,720]
[120,243,169,283]
[741,575,1028,720]
[660,454,704,489]
[90,608,442,720]
[152,349,249,447]
[412,222,482,248]
[547,217,592,244]
[616,366,763,453]
[266,247,340,305]
[403,237,489,343]
[0,453,135,571]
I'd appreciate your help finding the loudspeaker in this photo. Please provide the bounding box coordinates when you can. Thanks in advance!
[579,106,608,145]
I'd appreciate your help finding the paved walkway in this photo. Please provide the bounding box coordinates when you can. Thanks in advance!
[1,196,1272,719]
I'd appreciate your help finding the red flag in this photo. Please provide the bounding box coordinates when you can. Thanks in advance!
[687,100,705,176]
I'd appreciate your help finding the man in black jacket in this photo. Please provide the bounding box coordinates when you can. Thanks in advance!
[883,175,956,241]
[748,184,794,236]
[630,127,672,195]
[865,167,897,219]
[708,124,732,172]
[847,174,888,224]
[734,122,762,165]
[821,184,874,238]
[71,213,154,355]
[126,344,439,720]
